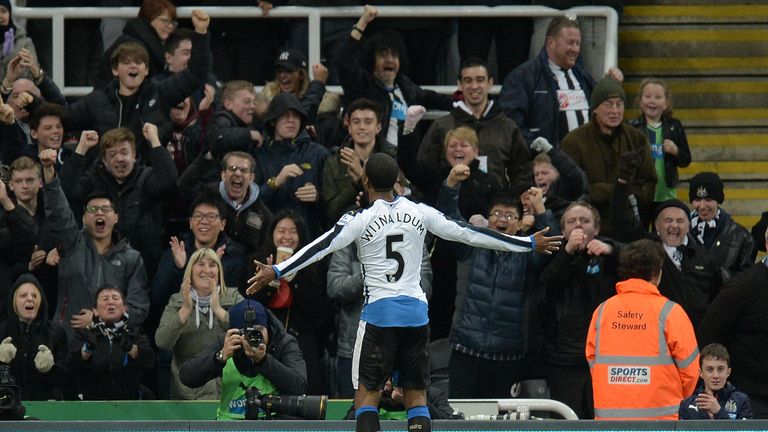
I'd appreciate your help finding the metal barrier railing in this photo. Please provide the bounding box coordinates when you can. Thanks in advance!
[11,4,618,97]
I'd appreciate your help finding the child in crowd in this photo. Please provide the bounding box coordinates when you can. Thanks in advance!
[629,78,692,204]
[679,343,752,419]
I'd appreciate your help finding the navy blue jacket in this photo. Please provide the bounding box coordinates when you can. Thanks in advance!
[437,184,559,355]
[679,382,752,420]
[499,48,595,148]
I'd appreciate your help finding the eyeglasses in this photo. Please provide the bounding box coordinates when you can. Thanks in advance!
[489,210,519,221]
[84,205,115,214]
[155,16,177,28]
[191,213,221,222]
[226,165,252,175]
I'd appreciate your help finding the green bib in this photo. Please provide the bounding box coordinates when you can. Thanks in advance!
[217,358,278,420]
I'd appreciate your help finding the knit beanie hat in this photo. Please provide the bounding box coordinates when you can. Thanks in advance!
[590,77,626,110]
[0,0,11,14]
[688,172,724,203]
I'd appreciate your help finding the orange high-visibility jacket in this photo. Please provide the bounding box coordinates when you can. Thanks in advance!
[586,278,699,420]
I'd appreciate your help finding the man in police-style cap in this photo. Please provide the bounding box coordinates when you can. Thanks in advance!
[688,171,753,280]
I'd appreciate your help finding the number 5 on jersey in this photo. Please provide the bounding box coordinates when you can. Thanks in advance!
[386,234,404,282]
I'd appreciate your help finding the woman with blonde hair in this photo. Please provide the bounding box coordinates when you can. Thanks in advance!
[156,248,243,400]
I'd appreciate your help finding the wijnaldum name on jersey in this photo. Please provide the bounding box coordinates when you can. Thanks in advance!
[360,212,425,241]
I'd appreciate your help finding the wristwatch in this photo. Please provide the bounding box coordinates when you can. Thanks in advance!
[215,350,225,365]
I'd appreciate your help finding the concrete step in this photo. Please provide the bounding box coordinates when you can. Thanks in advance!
[618,56,768,76]
[623,5,768,24]
[625,108,768,127]
[622,78,768,109]
[619,26,768,58]
[678,161,768,180]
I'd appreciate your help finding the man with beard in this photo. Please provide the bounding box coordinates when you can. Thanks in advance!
[39,148,149,338]
[58,125,177,280]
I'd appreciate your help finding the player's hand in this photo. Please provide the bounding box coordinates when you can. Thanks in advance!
[246,260,277,295]
[532,227,562,255]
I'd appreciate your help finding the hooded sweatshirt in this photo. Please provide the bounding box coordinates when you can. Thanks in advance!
[0,274,68,400]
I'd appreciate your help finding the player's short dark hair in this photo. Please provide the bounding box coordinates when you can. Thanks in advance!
[365,153,399,192]
[618,239,664,282]
[700,343,730,367]
[346,98,383,125]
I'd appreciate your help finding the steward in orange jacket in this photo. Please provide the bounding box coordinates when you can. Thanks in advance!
[586,239,699,420]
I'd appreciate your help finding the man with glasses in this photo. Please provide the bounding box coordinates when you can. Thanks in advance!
[59,125,178,280]
[561,77,656,237]
[436,186,560,398]
[39,147,150,340]
[207,151,272,255]
[151,194,246,311]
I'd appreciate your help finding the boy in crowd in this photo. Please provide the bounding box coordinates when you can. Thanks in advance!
[679,343,752,420]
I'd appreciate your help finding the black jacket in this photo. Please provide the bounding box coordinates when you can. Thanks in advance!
[207,109,257,160]
[93,17,168,89]
[65,31,212,161]
[698,260,768,398]
[0,274,69,401]
[690,209,754,281]
[336,34,452,143]
[399,129,498,216]
[657,239,722,332]
[67,324,155,400]
[629,114,692,189]
[59,146,179,275]
[540,242,618,366]
[179,308,307,395]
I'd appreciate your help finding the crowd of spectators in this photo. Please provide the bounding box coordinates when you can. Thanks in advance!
[0,0,764,423]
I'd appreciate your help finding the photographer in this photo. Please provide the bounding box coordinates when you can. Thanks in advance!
[179,299,307,420]
[67,286,155,400]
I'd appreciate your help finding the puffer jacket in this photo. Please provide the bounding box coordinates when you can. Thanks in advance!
[437,184,559,356]
[499,48,595,148]
[65,31,212,161]
[43,177,150,333]
[0,274,69,400]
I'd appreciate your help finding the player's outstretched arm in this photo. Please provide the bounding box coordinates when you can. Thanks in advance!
[532,227,563,255]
